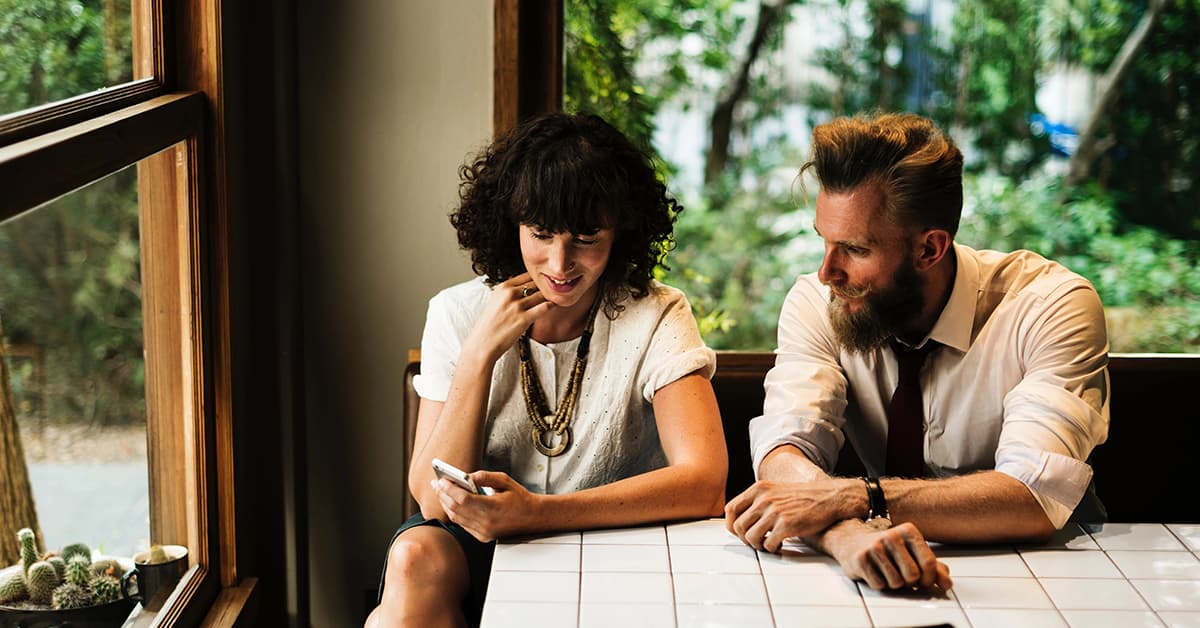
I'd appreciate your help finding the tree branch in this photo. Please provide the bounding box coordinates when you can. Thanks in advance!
[704,0,793,185]
[1064,0,1168,188]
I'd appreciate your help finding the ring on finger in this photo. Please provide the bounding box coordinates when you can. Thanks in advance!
[521,285,537,298]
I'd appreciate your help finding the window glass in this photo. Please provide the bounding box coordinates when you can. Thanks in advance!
[1,162,148,560]
[565,0,1200,353]
[0,0,138,118]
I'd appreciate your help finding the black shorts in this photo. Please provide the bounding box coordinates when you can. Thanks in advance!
[376,513,496,626]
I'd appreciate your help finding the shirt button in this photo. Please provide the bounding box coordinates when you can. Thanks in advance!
[537,464,544,472]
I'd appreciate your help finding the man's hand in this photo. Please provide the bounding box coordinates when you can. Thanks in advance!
[823,520,952,592]
[724,478,865,553]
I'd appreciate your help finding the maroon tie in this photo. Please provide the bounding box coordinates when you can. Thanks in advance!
[886,340,939,477]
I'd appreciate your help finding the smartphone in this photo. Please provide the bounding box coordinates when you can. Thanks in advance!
[431,458,495,495]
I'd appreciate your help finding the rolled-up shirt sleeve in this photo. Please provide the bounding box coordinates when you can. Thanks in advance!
[638,290,716,401]
[996,282,1110,528]
[749,277,849,476]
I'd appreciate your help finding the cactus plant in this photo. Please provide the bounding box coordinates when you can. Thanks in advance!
[147,545,169,564]
[0,568,28,604]
[17,528,39,575]
[1,528,134,612]
[60,542,92,566]
[51,582,93,610]
[25,561,60,605]
[89,574,120,604]
[46,555,67,581]
[65,555,91,587]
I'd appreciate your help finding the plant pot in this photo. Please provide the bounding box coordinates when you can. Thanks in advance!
[0,596,134,628]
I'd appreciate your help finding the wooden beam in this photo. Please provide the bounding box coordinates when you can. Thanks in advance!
[493,0,563,138]
[0,92,203,222]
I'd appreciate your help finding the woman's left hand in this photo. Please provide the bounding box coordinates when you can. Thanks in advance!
[433,470,539,542]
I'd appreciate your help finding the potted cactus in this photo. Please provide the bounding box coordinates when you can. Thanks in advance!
[0,528,134,628]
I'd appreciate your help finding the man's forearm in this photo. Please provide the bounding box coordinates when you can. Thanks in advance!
[758,444,831,483]
[880,471,1055,543]
[758,446,1054,543]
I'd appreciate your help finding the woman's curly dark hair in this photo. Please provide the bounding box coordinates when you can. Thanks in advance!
[450,112,682,319]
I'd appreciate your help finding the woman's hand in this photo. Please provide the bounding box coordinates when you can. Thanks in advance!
[462,272,554,365]
[434,470,540,542]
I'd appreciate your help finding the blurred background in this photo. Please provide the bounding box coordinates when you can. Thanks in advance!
[564,0,1199,352]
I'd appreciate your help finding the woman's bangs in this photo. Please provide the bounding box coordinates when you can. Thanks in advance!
[510,158,619,234]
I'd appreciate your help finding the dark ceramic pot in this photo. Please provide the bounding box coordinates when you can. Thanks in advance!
[0,597,135,628]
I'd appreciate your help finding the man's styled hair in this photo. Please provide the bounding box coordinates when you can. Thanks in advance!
[801,112,964,236]
[451,112,680,318]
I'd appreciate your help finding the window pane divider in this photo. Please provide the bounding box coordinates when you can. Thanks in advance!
[0,78,165,149]
[0,91,203,222]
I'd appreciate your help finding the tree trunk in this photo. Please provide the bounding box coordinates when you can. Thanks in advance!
[704,0,793,185]
[0,315,42,567]
[1064,0,1167,187]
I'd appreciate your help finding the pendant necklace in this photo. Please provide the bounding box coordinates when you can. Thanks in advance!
[517,296,600,457]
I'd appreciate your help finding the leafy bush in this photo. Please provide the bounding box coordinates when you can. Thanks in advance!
[957,172,1199,352]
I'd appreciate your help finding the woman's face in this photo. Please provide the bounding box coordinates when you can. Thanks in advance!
[519,223,615,312]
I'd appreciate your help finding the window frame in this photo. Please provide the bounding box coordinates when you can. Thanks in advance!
[493,0,562,136]
[0,0,243,623]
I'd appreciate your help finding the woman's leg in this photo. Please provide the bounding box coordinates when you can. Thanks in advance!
[364,525,471,628]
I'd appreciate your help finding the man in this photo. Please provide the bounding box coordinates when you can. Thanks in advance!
[725,112,1109,592]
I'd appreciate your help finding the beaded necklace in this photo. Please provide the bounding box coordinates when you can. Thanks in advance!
[517,296,600,457]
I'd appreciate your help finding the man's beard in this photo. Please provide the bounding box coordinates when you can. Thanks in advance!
[827,259,925,354]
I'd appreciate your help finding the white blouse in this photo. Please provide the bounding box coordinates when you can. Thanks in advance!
[414,277,716,494]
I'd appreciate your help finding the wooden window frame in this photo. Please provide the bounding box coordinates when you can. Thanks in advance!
[493,0,563,137]
[0,0,243,624]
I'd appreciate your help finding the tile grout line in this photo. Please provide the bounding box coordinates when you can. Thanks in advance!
[1012,543,1069,627]
[575,538,582,628]
[1109,524,1170,625]
[752,545,777,628]
[664,524,679,628]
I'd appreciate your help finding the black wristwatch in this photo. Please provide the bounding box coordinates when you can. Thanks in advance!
[863,476,889,521]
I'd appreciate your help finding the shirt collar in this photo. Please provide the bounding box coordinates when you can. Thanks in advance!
[926,242,977,354]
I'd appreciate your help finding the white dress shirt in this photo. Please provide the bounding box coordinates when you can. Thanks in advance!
[414,277,716,494]
[749,243,1110,527]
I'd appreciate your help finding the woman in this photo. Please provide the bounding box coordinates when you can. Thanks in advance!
[366,112,727,627]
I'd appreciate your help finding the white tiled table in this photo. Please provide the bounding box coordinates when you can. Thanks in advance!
[480,519,1200,628]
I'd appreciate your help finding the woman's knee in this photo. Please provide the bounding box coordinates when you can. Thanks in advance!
[385,527,468,588]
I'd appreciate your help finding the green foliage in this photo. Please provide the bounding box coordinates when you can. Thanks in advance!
[923,0,1052,175]
[0,0,143,428]
[1098,0,1200,239]
[0,167,145,427]
[665,170,821,350]
[564,0,660,154]
[0,0,132,113]
[959,172,1200,352]
[806,0,912,117]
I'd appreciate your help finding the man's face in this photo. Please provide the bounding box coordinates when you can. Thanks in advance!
[814,184,926,352]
